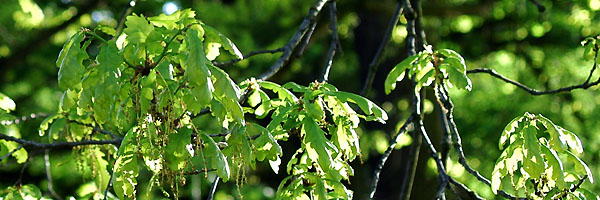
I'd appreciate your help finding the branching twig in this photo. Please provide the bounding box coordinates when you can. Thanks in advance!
[467,68,600,95]
[184,169,216,175]
[0,133,121,149]
[70,121,121,139]
[415,117,449,199]
[44,150,63,200]
[448,177,484,200]
[213,48,285,66]
[369,114,414,199]
[257,0,329,81]
[319,0,340,83]
[0,144,23,162]
[360,2,405,95]
[435,83,520,199]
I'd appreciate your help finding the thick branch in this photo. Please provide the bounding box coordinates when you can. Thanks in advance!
[0,133,121,150]
[467,68,600,95]
[319,0,340,83]
[369,114,414,199]
[360,2,404,95]
[257,0,329,81]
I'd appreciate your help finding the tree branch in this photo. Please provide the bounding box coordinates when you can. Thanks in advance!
[360,2,404,95]
[44,150,63,200]
[467,68,600,95]
[0,133,121,150]
[183,169,216,175]
[434,83,521,199]
[257,0,329,81]
[369,114,414,199]
[319,0,340,83]
[0,144,23,162]
[70,121,121,139]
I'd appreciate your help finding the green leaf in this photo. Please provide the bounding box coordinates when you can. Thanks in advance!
[565,151,594,183]
[259,81,298,101]
[56,31,87,91]
[219,34,243,59]
[522,125,544,178]
[537,114,567,152]
[283,82,309,93]
[560,127,584,154]
[324,91,388,123]
[210,65,241,101]
[113,128,139,199]
[444,62,472,90]
[20,184,42,199]
[0,140,28,164]
[38,113,60,136]
[539,144,566,189]
[249,123,282,173]
[384,55,417,94]
[184,29,212,87]
[0,93,16,113]
[123,14,155,44]
[148,9,196,30]
[200,132,230,181]
[499,115,525,150]
[96,25,116,36]
[313,179,327,200]
[302,116,337,174]
[165,127,192,170]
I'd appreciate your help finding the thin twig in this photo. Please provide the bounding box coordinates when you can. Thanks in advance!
[360,2,404,95]
[103,168,115,200]
[369,114,414,199]
[213,48,285,66]
[415,116,449,199]
[448,177,484,200]
[296,21,318,59]
[435,83,520,199]
[398,1,420,199]
[207,176,220,200]
[528,0,546,12]
[257,0,329,81]
[70,121,121,139]
[16,155,31,186]
[0,144,23,162]
[0,133,121,149]
[467,68,600,95]
[183,169,216,175]
[319,0,340,83]
[44,150,63,200]
[113,0,136,40]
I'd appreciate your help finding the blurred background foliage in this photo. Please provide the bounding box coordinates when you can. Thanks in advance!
[0,0,599,199]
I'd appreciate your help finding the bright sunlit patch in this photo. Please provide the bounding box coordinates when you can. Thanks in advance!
[453,15,473,33]
[163,2,179,15]
[91,10,113,23]
[590,0,600,10]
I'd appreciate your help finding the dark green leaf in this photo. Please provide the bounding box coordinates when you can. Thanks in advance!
[200,132,231,181]
[384,55,417,94]
[56,31,87,91]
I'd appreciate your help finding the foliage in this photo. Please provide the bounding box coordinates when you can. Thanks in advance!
[2,0,600,199]
[492,113,594,199]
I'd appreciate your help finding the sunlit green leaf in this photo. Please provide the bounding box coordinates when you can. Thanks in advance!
[123,14,155,44]
[56,31,87,91]
[200,132,230,181]
[384,55,417,94]
[165,127,192,170]
[324,91,388,123]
